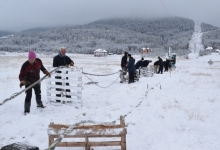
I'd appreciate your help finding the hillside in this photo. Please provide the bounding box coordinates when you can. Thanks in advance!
[201,23,220,49]
[0,31,14,37]
[0,17,194,56]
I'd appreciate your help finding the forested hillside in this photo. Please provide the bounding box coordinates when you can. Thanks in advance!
[0,17,194,56]
[0,31,14,37]
[201,23,220,50]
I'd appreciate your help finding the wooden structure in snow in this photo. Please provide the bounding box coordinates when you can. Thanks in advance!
[94,49,108,57]
[48,116,127,150]
[47,67,82,108]
[140,66,154,77]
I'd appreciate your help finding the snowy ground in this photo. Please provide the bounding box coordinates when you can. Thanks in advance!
[0,27,220,150]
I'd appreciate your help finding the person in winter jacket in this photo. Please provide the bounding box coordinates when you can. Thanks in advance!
[164,58,171,72]
[19,51,50,114]
[121,52,128,70]
[53,47,74,67]
[157,56,164,74]
[53,47,74,101]
[126,54,136,83]
[135,57,144,69]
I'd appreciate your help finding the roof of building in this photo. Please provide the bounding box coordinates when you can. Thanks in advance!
[94,49,107,52]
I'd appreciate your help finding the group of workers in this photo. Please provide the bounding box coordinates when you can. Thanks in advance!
[121,52,173,83]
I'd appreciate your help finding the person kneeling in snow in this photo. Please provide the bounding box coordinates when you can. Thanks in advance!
[19,51,51,114]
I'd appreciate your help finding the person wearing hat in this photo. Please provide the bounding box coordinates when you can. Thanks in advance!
[19,51,51,114]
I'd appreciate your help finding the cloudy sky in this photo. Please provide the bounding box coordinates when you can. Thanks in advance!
[0,0,220,32]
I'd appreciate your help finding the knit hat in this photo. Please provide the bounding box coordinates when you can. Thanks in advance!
[28,51,36,59]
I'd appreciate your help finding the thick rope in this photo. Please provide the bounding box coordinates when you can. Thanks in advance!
[0,66,65,106]
[82,71,120,76]
[83,73,120,88]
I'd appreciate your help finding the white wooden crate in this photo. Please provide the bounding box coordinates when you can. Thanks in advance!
[141,67,154,77]
[47,67,82,107]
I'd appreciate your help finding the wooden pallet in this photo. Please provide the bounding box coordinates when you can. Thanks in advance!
[48,116,127,150]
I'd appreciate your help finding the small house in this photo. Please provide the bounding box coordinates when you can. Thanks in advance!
[141,47,152,54]
[94,49,108,57]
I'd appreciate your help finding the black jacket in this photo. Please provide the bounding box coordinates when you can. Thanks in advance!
[158,58,164,66]
[142,60,150,67]
[53,53,74,67]
[121,54,127,67]
[135,60,143,69]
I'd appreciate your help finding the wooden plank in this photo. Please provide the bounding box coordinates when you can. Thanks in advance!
[57,142,86,147]
[89,141,121,147]
[49,124,125,130]
[51,134,123,138]
[50,67,82,72]
[53,141,122,147]
[48,135,54,146]
[121,135,126,150]
[47,96,81,101]
[47,90,81,95]
[120,116,125,127]
[47,78,82,83]
[47,84,82,90]
[85,136,90,150]
[52,73,82,77]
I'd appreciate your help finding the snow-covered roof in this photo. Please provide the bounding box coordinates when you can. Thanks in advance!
[206,47,213,50]
[94,49,107,52]
[141,47,151,50]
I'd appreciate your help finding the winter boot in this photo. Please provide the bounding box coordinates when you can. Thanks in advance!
[37,103,46,108]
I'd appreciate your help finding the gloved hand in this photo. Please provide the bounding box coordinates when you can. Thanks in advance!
[44,70,51,77]
[70,62,74,66]
[19,80,26,88]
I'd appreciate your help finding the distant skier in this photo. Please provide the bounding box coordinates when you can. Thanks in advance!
[53,47,74,101]
[19,51,50,114]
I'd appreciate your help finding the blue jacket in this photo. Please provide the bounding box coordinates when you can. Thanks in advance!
[127,57,136,71]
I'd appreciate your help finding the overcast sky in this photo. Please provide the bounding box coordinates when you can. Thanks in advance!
[0,0,220,32]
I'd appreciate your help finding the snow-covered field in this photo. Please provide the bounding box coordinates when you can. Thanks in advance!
[0,52,220,150]
[0,26,220,150]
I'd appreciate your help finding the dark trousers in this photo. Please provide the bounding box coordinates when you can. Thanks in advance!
[25,84,42,112]
[164,65,168,72]
[129,71,134,83]
[158,65,163,74]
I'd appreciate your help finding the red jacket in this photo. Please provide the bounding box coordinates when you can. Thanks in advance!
[19,58,46,83]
